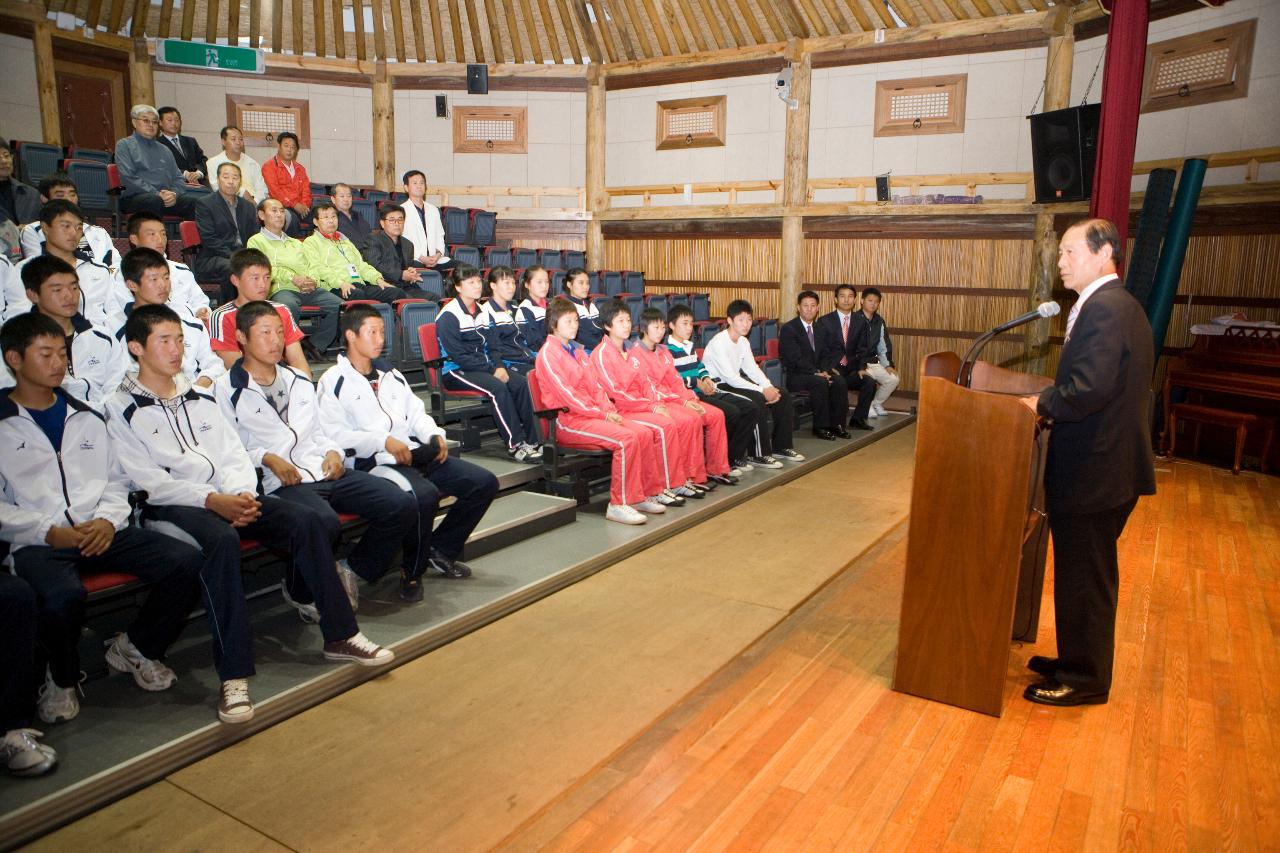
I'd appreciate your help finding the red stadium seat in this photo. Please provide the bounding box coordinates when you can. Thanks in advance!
[417,322,491,449]
[527,369,611,504]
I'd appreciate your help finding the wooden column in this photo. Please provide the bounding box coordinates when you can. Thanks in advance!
[1025,29,1073,374]
[34,22,61,147]
[779,49,811,321]
[372,63,395,192]
[585,64,606,271]
[129,37,155,106]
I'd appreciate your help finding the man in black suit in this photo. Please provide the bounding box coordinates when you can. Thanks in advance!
[779,291,850,440]
[158,107,209,187]
[363,204,435,299]
[1021,217,1156,708]
[193,162,258,302]
[815,283,877,430]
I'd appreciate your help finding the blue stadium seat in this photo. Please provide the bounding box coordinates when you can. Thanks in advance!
[451,245,482,268]
[64,147,112,164]
[689,293,711,321]
[484,247,512,268]
[350,198,378,228]
[563,250,585,269]
[513,247,538,268]
[15,141,62,186]
[538,249,564,270]
[622,271,645,296]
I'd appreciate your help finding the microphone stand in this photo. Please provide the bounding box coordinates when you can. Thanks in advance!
[956,329,1001,387]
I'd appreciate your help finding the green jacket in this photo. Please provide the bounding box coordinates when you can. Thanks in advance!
[246,230,312,296]
[302,231,382,291]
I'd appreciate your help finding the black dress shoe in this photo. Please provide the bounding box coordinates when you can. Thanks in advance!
[1027,655,1058,677]
[1023,679,1109,707]
[849,418,873,430]
[813,429,837,440]
[832,427,852,439]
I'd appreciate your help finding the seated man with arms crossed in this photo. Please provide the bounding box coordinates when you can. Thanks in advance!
[319,305,499,602]
[215,301,420,613]
[2,312,202,725]
[211,248,316,377]
[778,290,851,440]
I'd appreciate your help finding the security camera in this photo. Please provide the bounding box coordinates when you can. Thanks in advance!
[775,67,799,110]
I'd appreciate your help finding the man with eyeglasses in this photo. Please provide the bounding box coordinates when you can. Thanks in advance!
[114,105,208,218]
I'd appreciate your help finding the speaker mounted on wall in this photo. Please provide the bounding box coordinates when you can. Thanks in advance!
[1028,103,1101,203]
[466,64,489,95]
[875,175,890,202]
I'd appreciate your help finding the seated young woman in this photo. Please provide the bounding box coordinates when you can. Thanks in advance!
[515,265,550,352]
[561,267,602,351]
[533,298,668,526]
[479,266,536,375]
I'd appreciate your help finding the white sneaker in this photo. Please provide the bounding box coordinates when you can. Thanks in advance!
[634,499,667,514]
[866,408,881,418]
[730,465,750,478]
[218,679,254,724]
[280,582,320,624]
[674,484,700,498]
[655,491,684,507]
[512,443,542,464]
[336,559,360,612]
[36,669,79,724]
[1,729,57,777]
[872,403,889,417]
[323,631,394,666]
[605,504,647,525]
[105,633,177,692]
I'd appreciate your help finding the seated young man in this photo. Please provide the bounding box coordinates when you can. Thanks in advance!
[302,202,408,306]
[561,268,603,351]
[20,171,115,265]
[318,305,500,601]
[851,287,899,418]
[245,198,341,355]
[1,312,202,726]
[123,212,212,319]
[590,299,701,505]
[0,256,127,406]
[516,266,551,352]
[701,300,803,468]
[480,266,537,375]
[534,298,667,526]
[208,248,313,377]
[632,307,737,487]
[215,300,420,613]
[437,265,543,463]
[1,574,58,777]
[665,305,757,478]
[7,200,122,327]
[778,290,851,440]
[111,247,225,388]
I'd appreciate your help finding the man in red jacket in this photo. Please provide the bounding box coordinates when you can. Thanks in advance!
[261,132,311,237]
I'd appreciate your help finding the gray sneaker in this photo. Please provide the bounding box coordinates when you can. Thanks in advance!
[36,669,80,724]
[105,633,177,692]
[1,729,57,777]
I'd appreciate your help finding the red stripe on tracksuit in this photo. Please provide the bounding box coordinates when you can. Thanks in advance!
[633,344,731,478]
[534,340,663,506]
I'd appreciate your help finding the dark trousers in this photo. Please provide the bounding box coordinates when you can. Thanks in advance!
[713,384,794,457]
[834,367,877,422]
[443,369,541,449]
[381,446,499,578]
[346,284,409,304]
[0,574,38,731]
[1048,498,1138,693]
[121,189,207,219]
[192,254,235,304]
[700,391,760,462]
[12,527,203,687]
[274,472,417,583]
[273,288,343,352]
[786,372,849,431]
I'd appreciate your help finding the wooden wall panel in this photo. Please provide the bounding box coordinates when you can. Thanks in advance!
[805,237,1032,289]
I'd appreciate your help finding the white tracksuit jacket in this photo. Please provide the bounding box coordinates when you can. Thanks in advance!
[316,354,446,469]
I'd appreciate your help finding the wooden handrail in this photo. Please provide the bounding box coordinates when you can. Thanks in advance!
[424,185,587,210]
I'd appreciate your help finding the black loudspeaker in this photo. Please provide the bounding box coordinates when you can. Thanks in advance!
[466,64,488,95]
[435,95,448,117]
[1029,103,1101,203]
[875,175,890,202]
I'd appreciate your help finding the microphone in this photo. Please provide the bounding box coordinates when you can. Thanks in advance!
[990,301,1061,334]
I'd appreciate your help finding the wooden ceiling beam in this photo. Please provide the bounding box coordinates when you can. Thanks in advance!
[482,0,505,62]
[389,0,407,61]
[844,0,876,31]
[970,0,998,17]
[751,0,788,41]
[226,0,241,45]
[84,0,104,30]
[537,0,566,62]
[674,0,710,51]
[290,0,303,54]
[815,0,853,33]
[372,0,388,59]
[447,0,465,60]
[570,0,603,63]
[555,0,585,62]
[915,0,946,25]
[779,0,812,39]
[270,0,282,52]
[694,0,732,49]
[248,0,260,47]
[426,0,444,61]
[462,0,486,62]
[106,0,125,33]
[890,0,919,27]
[621,0,659,57]
[713,0,748,46]
[314,0,327,56]
[129,0,149,38]
[501,0,525,62]
[407,0,427,61]
[595,2,623,62]
[868,0,897,29]
[661,0,692,52]
[938,0,969,20]
[518,0,544,64]
[731,0,765,43]
[638,0,673,54]
[794,0,830,38]
[332,0,346,58]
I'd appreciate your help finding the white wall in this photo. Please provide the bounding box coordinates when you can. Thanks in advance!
[0,33,44,144]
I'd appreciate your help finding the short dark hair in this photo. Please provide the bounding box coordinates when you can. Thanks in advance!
[797,290,819,304]
[639,307,666,332]
[39,198,83,226]
[834,284,856,298]
[311,201,337,217]
[861,287,882,300]
[127,211,165,236]
[122,247,168,285]
[666,304,694,325]
[37,171,76,198]
[486,266,515,286]
[276,131,299,147]
[157,106,180,120]
[124,303,181,348]
[21,255,77,296]
[331,182,352,194]
[597,299,630,330]
[562,267,588,293]
[214,161,242,178]
[378,204,405,222]
[1075,217,1125,265]
[235,300,280,337]
[451,265,481,295]
[726,299,753,320]
[1,312,65,360]
[402,169,425,185]
[230,248,271,279]
[546,297,578,333]
[220,125,241,139]
[521,265,547,287]
[341,303,382,341]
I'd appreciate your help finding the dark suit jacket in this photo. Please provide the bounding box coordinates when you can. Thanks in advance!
[336,210,372,252]
[815,310,858,370]
[1036,279,1156,515]
[193,191,257,261]
[160,134,209,185]
[779,317,837,375]
[363,230,421,284]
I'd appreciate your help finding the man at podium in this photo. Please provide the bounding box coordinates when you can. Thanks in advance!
[1021,218,1156,707]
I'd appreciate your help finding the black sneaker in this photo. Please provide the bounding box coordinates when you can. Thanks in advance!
[399,571,423,602]
[429,551,473,579]
[708,472,739,486]
[773,448,806,462]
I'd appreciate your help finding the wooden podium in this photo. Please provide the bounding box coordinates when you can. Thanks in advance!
[892,352,1052,717]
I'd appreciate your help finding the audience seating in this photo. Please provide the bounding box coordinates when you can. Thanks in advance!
[563,250,586,269]
[469,209,496,246]
[551,270,567,293]
[309,182,328,196]
[622,271,645,296]
[689,293,711,321]
[350,198,378,228]
[418,322,493,449]
[513,247,538,268]
[451,245,482,268]
[64,147,112,164]
[441,206,470,245]
[538,249,564,270]
[527,369,612,505]
[484,247,512,268]
[14,140,62,185]
[362,190,390,204]
[622,294,644,328]
[395,299,440,383]
[62,159,122,233]
[694,321,722,349]
[415,268,444,299]
[342,299,395,357]
[667,293,690,311]
[643,294,669,317]
[602,271,624,298]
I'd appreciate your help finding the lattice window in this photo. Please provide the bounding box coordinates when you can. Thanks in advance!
[874,75,966,138]
[656,96,726,151]
[453,106,527,154]
[1142,20,1255,114]
[226,94,310,148]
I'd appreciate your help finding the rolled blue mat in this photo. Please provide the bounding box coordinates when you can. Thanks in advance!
[1147,158,1206,357]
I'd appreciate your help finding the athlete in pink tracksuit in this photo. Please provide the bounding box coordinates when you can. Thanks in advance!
[533,299,667,524]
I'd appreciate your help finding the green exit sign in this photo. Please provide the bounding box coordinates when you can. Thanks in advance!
[155,39,266,74]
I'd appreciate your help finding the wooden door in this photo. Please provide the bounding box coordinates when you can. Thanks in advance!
[54,60,126,151]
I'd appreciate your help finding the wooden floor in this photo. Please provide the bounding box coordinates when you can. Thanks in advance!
[498,458,1280,852]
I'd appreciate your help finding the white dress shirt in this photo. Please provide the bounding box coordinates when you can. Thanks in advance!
[1065,272,1119,341]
